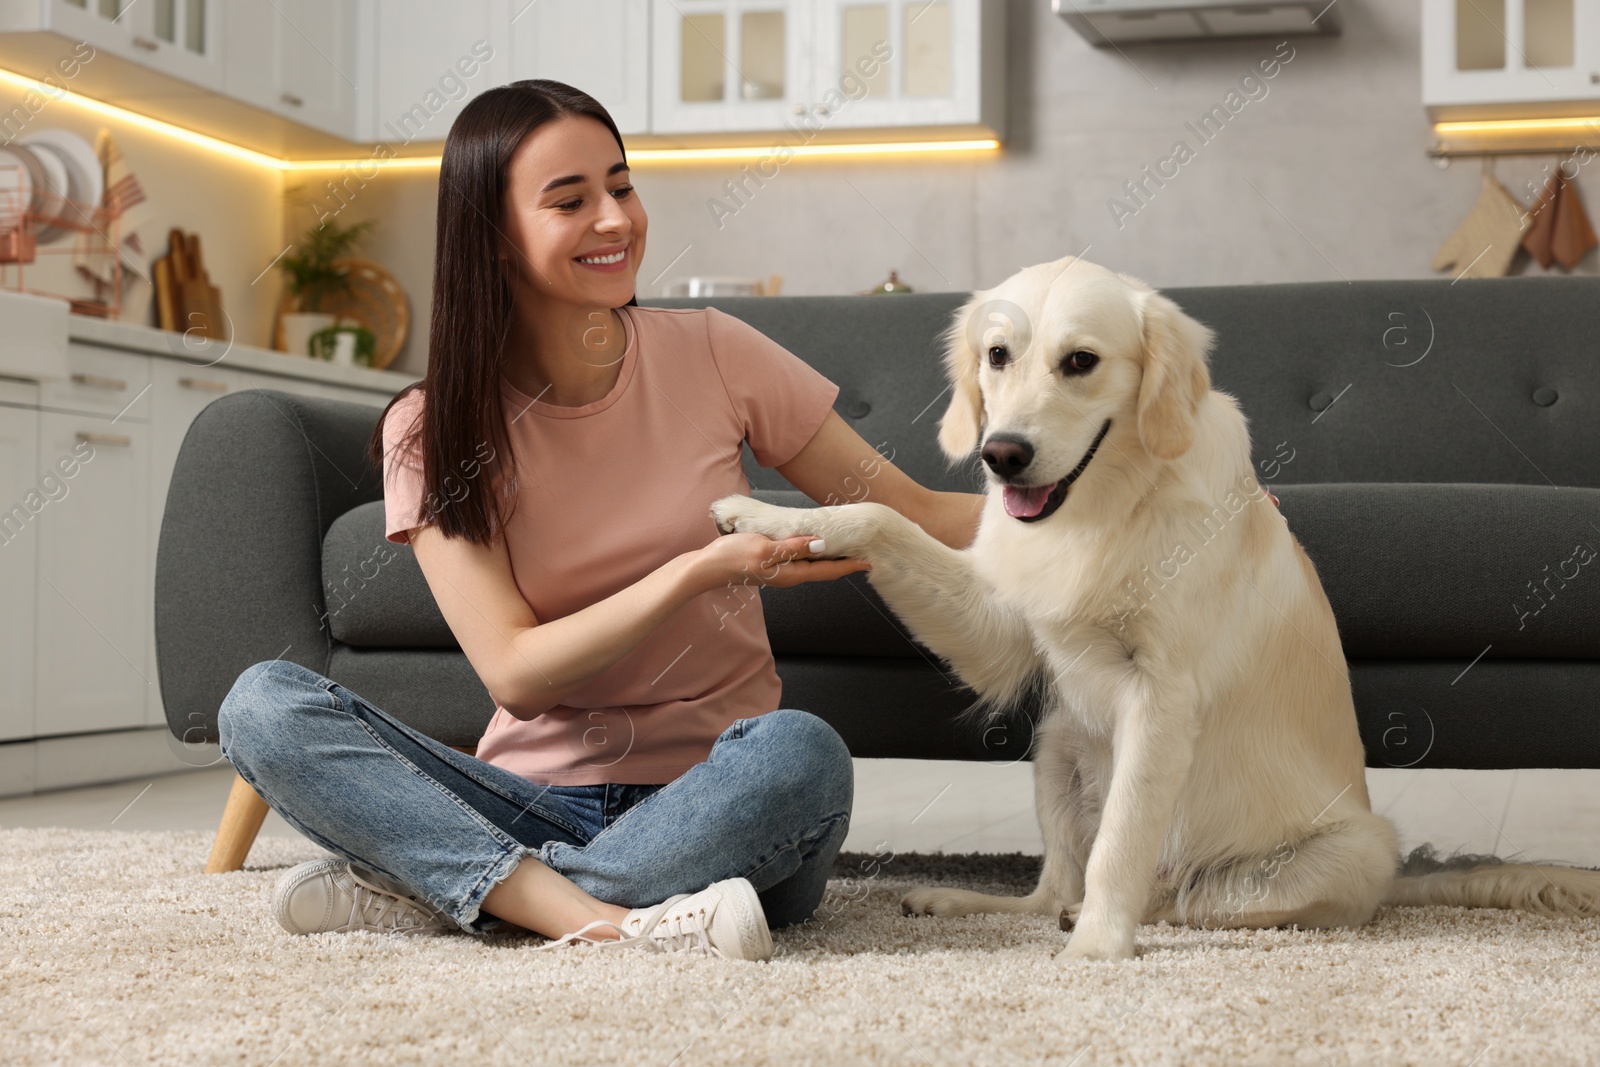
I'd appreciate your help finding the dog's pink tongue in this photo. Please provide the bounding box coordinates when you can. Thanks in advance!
[1003,484,1053,519]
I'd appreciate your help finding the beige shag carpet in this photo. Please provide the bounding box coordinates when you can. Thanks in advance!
[2,828,1598,1066]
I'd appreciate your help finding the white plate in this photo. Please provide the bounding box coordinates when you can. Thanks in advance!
[16,142,72,242]
[0,148,35,235]
[20,129,103,222]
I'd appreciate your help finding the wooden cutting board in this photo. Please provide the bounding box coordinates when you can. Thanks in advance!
[153,226,225,339]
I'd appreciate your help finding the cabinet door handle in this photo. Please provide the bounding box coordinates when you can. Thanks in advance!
[71,372,129,391]
[75,432,132,447]
[280,92,304,107]
[133,36,159,51]
[178,377,229,393]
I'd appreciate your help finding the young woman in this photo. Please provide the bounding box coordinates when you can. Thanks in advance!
[216,80,984,960]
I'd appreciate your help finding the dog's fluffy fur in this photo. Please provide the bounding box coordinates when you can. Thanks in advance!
[711,255,1600,961]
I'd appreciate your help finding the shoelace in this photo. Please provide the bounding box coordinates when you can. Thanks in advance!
[345,868,443,933]
[536,904,723,957]
[641,906,717,955]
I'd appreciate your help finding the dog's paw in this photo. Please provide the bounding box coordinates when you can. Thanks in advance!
[1056,921,1136,962]
[900,886,979,918]
[708,494,810,539]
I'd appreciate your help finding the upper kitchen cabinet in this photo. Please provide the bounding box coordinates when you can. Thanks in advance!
[509,0,651,135]
[0,0,222,92]
[650,0,812,134]
[222,0,365,140]
[812,0,1004,133]
[648,0,1003,138]
[1423,0,1600,120]
[370,0,509,144]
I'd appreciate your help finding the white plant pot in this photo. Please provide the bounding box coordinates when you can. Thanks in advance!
[281,312,336,358]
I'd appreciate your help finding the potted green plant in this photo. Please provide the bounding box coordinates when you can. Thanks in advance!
[308,322,376,367]
[277,216,375,357]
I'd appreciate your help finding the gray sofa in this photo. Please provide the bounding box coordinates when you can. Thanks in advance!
[156,277,1600,770]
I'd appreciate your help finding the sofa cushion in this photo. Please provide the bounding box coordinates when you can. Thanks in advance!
[322,490,939,660]
[648,278,1600,495]
[1277,482,1600,660]
[327,481,1600,664]
[323,501,454,648]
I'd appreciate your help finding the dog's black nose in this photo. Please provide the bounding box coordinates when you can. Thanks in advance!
[981,435,1034,478]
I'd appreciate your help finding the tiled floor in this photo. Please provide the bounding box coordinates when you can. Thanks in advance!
[1,760,1597,868]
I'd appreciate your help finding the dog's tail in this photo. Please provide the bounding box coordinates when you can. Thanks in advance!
[1382,843,1600,917]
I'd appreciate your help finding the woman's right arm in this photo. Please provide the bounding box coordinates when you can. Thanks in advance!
[407,523,869,721]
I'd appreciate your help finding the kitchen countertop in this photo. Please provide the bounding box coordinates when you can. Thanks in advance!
[69,313,420,393]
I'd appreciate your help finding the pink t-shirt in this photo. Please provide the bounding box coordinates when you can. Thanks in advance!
[380,305,840,785]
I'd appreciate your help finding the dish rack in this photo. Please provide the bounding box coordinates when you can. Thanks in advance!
[0,169,124,320]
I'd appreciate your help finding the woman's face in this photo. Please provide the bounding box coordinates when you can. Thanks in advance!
[498,115,647,313]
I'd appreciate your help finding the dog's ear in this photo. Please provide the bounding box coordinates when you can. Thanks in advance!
[1135,291,1214,460]
[937,303,985,461]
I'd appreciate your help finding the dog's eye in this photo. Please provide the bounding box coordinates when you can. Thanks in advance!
[986,344,1010,368]
[1061,351,1099,375]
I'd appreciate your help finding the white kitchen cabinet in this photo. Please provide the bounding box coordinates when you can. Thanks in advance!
[144,0,221,89]
[39,342,152,421]
[0,0,225,91]
[0,401,39,743]
[650,0,813,133]
[34,408,150,737]
[1423,0,1600,120]
[509,0,652,135]
[371,0,509,144]
[222,0,364,140]
[0,290,418,795]
[312,381,397,407]
[811,0,1004,132]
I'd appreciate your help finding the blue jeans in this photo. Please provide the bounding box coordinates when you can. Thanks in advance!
[216,659,854,935]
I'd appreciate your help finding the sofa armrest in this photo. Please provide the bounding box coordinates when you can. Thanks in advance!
[155,389,386,742]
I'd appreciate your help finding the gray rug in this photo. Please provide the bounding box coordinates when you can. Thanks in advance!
[3,827,1598,1066]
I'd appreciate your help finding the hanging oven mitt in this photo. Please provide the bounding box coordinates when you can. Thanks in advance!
[1432,170,1531,279]
[1551,170,1597,270]
[1522,170,1562,268]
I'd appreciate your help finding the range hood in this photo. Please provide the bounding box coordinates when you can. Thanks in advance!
[1053,0,1343,46]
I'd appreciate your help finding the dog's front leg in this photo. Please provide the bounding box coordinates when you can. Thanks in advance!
[1061,676,1199,962]
[709,496,1041,708]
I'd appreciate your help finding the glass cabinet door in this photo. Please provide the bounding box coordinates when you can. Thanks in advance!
[652,0,813,133]
[47,0,221,90]
[811,0,986,130]
[148,0,220,88]
[1429,0,1595,110]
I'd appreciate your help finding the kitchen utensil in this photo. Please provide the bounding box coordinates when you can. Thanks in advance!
[153,254,178,330]
[15,141,71,242]
[185,232,225,336]
[155,227,226,339]
[0,148,36,234]
[20,129,102,218]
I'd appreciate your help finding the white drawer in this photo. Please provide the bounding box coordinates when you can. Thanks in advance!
[0,379,39,408]
[39,344,152,421]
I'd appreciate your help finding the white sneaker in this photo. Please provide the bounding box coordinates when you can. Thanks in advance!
[272,857,456,936]
[536,877,773,960]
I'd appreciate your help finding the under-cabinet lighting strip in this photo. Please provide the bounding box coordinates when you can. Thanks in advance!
[1435,116,1600,136]
[0,66,999,169]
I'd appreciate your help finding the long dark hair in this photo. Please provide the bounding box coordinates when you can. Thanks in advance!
[366,80,637,545]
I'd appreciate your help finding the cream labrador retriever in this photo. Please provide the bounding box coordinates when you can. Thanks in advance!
[710,255,1600,961]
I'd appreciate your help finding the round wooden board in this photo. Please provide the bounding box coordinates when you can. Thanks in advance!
[272,257,409,370]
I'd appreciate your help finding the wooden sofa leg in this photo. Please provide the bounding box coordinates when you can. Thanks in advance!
[205,772,271,874]
[203,749,477,873]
